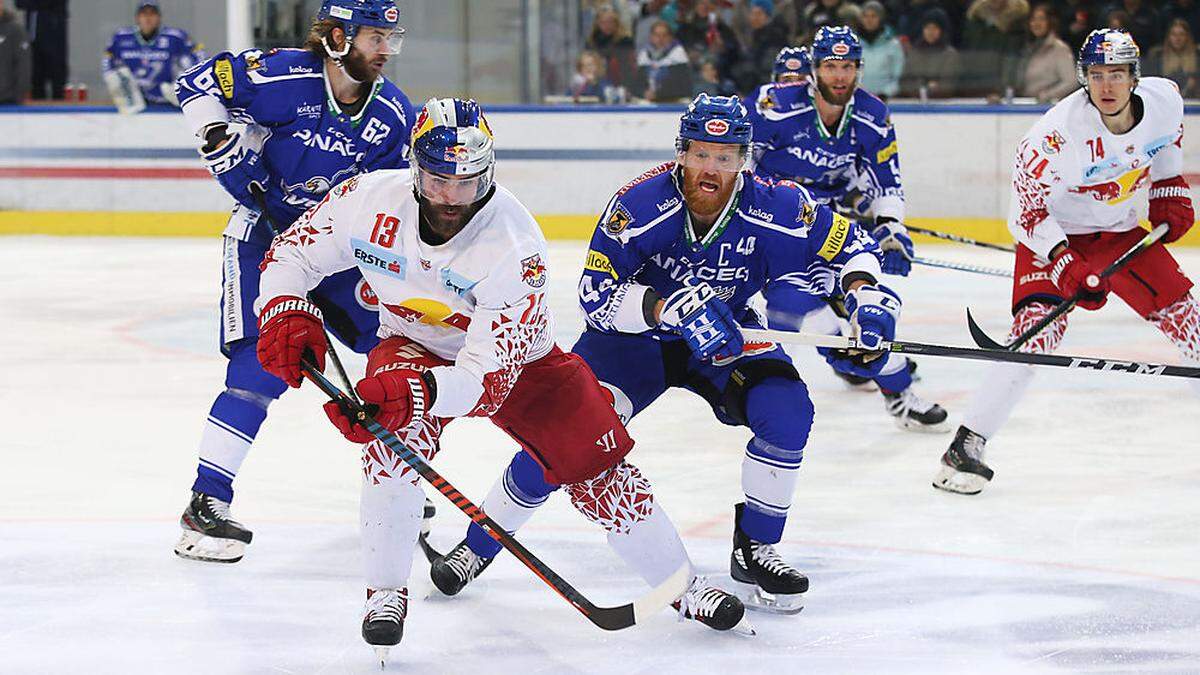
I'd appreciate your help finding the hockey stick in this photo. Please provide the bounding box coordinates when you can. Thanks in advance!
[965,224,1170,351]
[906,225,1017,252]
[911,256,1011,278]
[741,327,1200,380]
[250,188,359,401]
[298,358,690,631]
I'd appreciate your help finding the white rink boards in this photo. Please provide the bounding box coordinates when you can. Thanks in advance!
[1,237,1198,674]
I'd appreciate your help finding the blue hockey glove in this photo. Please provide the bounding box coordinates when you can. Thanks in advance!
[199,122,270,210]
[658,278,744,361]
[871,217,914,276]
[824,284,901,377]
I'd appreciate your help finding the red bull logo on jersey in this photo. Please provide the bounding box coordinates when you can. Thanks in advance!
[705,119,730,136]
[1070,166,1149,204]
[1041,131,1065,155]
[521,254,546,288]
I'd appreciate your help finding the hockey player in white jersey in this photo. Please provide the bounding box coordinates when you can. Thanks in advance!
[254,98,751,659]
[935,29,1200,495]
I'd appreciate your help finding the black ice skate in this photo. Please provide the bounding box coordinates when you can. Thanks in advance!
[429,540,494,596]
[174,490,253,563]
[672,575,754,635]
[730,503,807,614]
[882,387,950,433]
[933,426,994,495]
[363,587,408,667]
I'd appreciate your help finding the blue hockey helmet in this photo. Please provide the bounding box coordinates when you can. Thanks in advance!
[317,0,403,56]
[678,93,752,147]
[811,25,863,64]
[676,94,752,172]
[410,98,496,205]
[773,46,810,82]
[1076,28,1140,86]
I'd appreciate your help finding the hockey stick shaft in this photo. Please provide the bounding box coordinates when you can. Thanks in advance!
[741,327,1200,380]
[911,256,1011,277]
[299,359,687,631]
[250,189,359,401]
[997,224,1168,351]
[906,225,1017,252]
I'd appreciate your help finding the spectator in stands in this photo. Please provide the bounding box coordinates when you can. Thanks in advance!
[900,7,962,98]
[1148,18,1200,99]
[732,0,789,93]
[961,0,1030,100]
[1104,0,1159,53]
[799,0,847,44]
[633,19,693,101]
[569,49,616,101]
[1017,3,1077,102]
[588,5,638,91]
[634,0,671,49]
[1058,0,1095,50]
[0,0,31,105]
[16,0,68,101]
[1105,8,1130,31]
[677,0,741,81]
[859,1,905,98]
[693,57,739,96]
[896,0,959,45]
[1163,0,1200,42]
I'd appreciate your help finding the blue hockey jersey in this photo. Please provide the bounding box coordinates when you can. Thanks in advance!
[579,163,881,339]
[104,26,201,104]
[176,48,414,244]
[747,82,904,221]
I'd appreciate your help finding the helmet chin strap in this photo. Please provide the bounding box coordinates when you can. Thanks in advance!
[322,35,363,84]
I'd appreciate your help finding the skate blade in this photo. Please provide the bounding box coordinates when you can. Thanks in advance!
[893,416,952,434]
[932,465,989,495]
[731,615,758,636]
[732,580,805,615]
[173,529,245,563]
[373,646,390,669]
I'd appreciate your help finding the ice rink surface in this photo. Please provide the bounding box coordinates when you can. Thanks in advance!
[1,236,1198,674]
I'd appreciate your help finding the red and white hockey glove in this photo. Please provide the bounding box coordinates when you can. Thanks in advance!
[256,295,327,388]
[1149,176,1194,244]
[1049,247,1110,311]
[323,369,435,442]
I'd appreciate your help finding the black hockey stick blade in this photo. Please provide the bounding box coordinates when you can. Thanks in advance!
[965,224,1170,352]
[965,308,1007,350]
[417,533,444,565]
[299,359,688,631]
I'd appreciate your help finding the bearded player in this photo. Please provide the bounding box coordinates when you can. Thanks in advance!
[255,98,753,660]
[747,26,948,432]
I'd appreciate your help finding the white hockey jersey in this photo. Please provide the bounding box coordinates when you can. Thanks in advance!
[257,169,555,418]
[1008,77,1185,259]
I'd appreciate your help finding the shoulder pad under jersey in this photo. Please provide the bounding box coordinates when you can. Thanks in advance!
[740,173,813,234]
[248,48,320,78]
[600,163,681,241]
